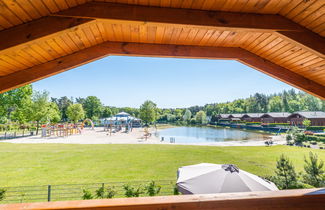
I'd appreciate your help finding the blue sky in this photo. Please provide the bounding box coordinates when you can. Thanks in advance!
[33,56,297,108]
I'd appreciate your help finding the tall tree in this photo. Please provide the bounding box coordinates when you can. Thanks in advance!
[51,96,73,121]
[30,91,61,134]
[67,104,85,123]
[139,100,157,125]
[183,109,192,122]
[268,96,282,112]
[195,110,208,124]
[303,152,325,187]
[101,106,113,118]
[0,85,33,123]
[274,154,298,189]
[82,96,103,120]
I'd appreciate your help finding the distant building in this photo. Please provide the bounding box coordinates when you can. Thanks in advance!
[260,112,291,124]
[216,114,231,122]
[288,111,325,126]
[216,111,325,126]
[241,113,263,122]
[101,112,142,127]
[229,114,244,122]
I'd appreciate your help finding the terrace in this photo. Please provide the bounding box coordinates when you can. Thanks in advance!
[0,0,324,209]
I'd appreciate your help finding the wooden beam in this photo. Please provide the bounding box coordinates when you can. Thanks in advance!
[239,56,325,100]
[53,2,300,32]
[1,188,324,210]
[52,2,325,57]
[0,16,94,55]
[0,42,324,99]
[276,31,325,58]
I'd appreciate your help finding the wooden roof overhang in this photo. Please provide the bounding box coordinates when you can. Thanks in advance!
[0,0,324,99]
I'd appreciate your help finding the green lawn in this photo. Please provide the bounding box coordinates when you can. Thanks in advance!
[0,143,324,187]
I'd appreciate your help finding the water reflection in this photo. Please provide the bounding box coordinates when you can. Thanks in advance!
[156,126,270,143]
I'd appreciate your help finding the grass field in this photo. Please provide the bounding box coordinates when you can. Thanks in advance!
[0,143,324,187]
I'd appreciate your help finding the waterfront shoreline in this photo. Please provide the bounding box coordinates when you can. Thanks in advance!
[1,127,285,146]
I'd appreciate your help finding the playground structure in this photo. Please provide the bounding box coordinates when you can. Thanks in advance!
[82,119,95,130]
[40,119,95,138]
[41,123,83,138]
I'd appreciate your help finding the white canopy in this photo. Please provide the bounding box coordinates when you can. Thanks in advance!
[176,163,278,194]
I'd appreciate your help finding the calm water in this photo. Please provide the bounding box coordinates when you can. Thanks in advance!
[156,126,271,143]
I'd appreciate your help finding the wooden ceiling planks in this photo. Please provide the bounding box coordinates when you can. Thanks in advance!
[0,0,324,99]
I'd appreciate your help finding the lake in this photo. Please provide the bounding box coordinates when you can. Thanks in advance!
[155,126,271,144]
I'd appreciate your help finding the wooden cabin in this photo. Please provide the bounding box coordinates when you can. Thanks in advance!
[288,111,325,126]
[260,112,291,124]
[216,114,231,123]
[241,113,263,122]
[0,0,324,209]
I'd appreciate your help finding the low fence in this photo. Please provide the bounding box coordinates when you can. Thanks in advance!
[0,130,35,140]
[0,180,175,204]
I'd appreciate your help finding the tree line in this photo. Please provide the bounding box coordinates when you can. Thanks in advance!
[0,85,324,128]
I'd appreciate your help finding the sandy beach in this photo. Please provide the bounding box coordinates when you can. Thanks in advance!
[1,127,286,146]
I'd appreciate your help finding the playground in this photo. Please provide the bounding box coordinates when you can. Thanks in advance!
[1,126,161,144]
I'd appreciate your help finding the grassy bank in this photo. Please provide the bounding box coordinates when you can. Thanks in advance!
[0,143,324,187]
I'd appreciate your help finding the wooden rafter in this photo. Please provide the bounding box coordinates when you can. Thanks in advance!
[0,42,324,99]
[53,2,299,32]
[0,16,94,55]
[52,2,325,57]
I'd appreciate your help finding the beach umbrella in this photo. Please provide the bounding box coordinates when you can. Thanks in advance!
[176,163,278,194]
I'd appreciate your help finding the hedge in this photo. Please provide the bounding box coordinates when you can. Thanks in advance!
[245,122,261,125]
[306,126,325,131]
[262,123,290,127]
[305,135,325,143]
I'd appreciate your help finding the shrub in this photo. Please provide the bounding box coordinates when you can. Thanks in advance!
[123,184,144,197]
[264,123,290,127]
[293,132,306,144]
[95,186,105,199]
[82,189,93,200]
[286,134,292,144]
[0,188,6,201]
[173,185,180,195]
[145,181,161,196]
[306,126,325,131]
[95,186,116,199]
[305,135,325,143]
[245,122,261,125]
[106,187,116,198]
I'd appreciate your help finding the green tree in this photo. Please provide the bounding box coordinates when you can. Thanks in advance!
[51,96,73,121]
[101,106,112,118]
[195,110,207,125]
[0,85,33,123]
[183,109,192,123]
[82,96,103,120]
[273,154,298,189]
[303,152,325,187]
[30,91,61,134]
[302,119,311,128]
[268,96,282,112]
[48,102,61,123]
[139,100,157,125]
[67,104,85,123]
